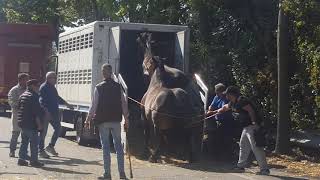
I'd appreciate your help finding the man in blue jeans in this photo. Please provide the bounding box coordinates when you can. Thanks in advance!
[85,64,129,180]
[17,79,44,167]
[39,72,73,158]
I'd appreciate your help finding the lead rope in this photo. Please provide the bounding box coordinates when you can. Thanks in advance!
[127,96,216,128]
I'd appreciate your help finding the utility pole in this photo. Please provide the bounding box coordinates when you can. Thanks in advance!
[275,0,290,154]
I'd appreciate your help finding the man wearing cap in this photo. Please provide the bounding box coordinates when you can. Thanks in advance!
[39,72,73,158]
[17,79,44,167]
[8,73,29,158]
[208,86,270,175]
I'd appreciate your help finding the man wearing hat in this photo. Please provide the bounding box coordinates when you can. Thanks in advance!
[17,79,44,167]
[8,73,29,157]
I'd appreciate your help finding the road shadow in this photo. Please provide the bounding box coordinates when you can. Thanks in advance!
[0,140,10,144]
[41,166,92,174]
[269,164,287,169]
[0,172,37,176]
[0,112,11,118]
[269,175,308,180]
[40,156,102,167]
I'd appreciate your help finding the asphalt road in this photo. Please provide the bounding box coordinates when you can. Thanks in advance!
[0,116,314,180]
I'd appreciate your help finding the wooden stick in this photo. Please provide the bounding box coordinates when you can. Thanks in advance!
[126,130,133,178]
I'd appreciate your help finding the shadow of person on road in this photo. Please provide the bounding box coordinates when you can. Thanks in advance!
[40,156,102,167]
[268,175,308,180]
[154,158,309,180]
[41,166,92,175]
[0,140,10,144]
[0,172,37,176]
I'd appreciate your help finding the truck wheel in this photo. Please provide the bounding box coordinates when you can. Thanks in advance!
[76,116,89,146]
[59,127,67,137]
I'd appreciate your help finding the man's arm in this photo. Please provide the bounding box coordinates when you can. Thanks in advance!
[208,96,218,111]
[242,104,257,124]
[39,85,49,110]
[58,95,73,109]
[32,96,43,130]
[58,96,67,105]
[207,104,231,116]
[85,87,99,125]
[121,91,129,119]
[8,87,19,109]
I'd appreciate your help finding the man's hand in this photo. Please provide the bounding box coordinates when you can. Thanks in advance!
[124,118,129,131]
[66,103,74,110]
[84,116,92,129]
[43,107,49,113]
[206,110,217,117]
[37,124,43,131]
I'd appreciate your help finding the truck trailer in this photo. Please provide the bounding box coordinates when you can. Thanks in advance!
[0,23,53,114]
[56,21,208,146]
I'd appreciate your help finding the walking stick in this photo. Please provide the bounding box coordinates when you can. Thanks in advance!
[125,129,133,178]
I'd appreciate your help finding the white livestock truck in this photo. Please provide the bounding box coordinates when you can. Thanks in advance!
[56,21,209,146]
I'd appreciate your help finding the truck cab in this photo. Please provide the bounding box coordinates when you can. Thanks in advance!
[0,23,53,114]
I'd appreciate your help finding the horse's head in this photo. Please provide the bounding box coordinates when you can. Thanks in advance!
[137,33,165,76]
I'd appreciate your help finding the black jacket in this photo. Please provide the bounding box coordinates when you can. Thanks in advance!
[18,89,42,130]
[94,79,123,125]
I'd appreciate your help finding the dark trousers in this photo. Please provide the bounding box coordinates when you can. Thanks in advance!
[9,131,21,152]
[39,112,61,150]
[19,129,39,162]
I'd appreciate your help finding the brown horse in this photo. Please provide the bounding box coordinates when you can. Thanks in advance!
[138,33,203,163]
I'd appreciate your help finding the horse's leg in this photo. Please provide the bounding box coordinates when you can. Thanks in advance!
[141,111,151,158]
[161,129,169,156]
[181,128,193,163]
[149,127,163,163]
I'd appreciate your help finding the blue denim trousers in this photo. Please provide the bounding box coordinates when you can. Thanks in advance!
[98,122,125,175]
[19,128,39,162]
[39,112,61,150]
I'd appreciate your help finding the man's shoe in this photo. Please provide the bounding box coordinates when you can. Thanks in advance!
[45,146,59,156]
[9,151,15,158]
[30,161,44,168]
[39,150,50,158]
[17,159,28,166]
[256,169,270,175]
[97,173,111,180]
[119,172,127,179]
[232,166,245,173]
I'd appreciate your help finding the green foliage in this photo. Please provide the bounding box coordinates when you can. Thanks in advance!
[0,0,6,22]
[283,0,320,129]
[3,0,77,25]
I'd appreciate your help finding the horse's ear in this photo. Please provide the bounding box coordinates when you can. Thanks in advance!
[137,34,146,49]
[153,56,165,70]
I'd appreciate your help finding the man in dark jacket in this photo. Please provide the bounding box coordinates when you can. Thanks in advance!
[85,64,129,180]
[17,79,44,167]
[39,72,73,158]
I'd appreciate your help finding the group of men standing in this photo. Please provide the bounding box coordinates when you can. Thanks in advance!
[7,64,129,180]
[8,72,72,167]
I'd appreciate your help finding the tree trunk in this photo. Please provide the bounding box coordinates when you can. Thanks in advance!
[52,0,60,50]
[275,1,290,154]
[91,0,101,21]
[198,1,210,43]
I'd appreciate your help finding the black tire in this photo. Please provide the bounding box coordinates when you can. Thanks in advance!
[76,116,89,146]
[59,127,67,137]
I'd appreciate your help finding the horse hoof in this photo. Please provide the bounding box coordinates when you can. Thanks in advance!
[148,156,158,163]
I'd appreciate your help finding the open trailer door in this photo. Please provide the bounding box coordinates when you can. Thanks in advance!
[175,30,190,73]
[109,26,121,74]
